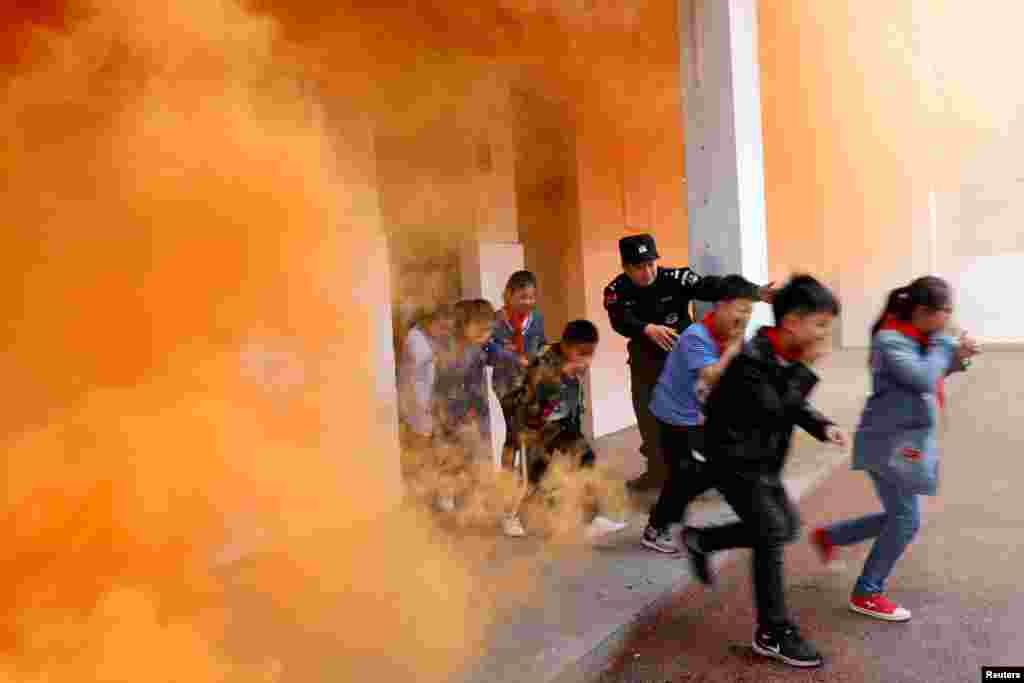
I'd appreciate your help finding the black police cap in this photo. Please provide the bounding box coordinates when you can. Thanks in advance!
[619,234,660,264]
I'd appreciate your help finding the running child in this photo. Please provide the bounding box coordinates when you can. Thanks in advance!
[683,274,847,668]
[811,276,978,622]
[432,298,520,511]
[504,320,629,539]
[397,303,454,448]
[492,271,547,467]
[641,275,758,554]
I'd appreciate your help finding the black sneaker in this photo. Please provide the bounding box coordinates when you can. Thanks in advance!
[752,624,823,668]
[641,524,680,554]
[682,527,714,586]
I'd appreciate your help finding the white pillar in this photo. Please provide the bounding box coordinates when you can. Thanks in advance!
[681,0,771,335]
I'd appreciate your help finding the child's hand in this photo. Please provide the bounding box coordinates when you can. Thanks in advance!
[957,332,980,359]
[758,281,779,303]
[825,425,848,449]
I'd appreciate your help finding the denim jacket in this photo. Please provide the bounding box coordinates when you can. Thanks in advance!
[852,330,967,495]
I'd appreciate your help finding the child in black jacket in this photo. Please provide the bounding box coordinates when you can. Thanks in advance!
[683,275,847,668]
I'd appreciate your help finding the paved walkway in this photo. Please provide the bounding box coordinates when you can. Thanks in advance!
[598,350,1024,683]
[213,350,903,683]
[461,351,869,683]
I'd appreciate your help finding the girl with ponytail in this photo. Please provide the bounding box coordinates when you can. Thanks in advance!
[811,276,979,622]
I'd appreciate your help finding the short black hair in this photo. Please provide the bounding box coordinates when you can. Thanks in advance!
[717,274,760,302]
[505,270,538,293]
[562,319,600,346]
[772,274,840,322]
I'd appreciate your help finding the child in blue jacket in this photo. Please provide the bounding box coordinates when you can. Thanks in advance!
[492,271,547,468]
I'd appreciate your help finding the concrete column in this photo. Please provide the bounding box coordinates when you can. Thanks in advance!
[329,106,406,510]
[681,0,771,335]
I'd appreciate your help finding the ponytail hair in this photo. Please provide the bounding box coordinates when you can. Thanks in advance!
[869,276,952,341]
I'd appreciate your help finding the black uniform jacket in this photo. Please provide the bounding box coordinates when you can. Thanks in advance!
[603,267,724,362]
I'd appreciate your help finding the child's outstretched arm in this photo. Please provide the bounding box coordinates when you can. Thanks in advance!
[792,401,836,442]
[777,363,837,443]
[483,338,521,367]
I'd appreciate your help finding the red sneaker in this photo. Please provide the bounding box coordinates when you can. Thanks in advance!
[849,594,912,622]
[810,528,837,565]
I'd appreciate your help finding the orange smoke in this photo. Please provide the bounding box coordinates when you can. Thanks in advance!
[2,0,489,681]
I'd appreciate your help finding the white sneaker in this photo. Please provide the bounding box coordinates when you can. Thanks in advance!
[585,515,629,540]
[502,514,527,537]
[435,495,456,513]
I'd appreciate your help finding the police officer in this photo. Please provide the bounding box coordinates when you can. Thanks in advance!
[603,233,774,491]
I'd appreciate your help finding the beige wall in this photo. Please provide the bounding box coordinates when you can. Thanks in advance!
[375,68,520,349]
[759,2,1024,346]
[572,1,689,437]
[513,87,582,339]
[757,2,930,347]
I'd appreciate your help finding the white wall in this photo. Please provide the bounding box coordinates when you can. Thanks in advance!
[939,127,1024,343]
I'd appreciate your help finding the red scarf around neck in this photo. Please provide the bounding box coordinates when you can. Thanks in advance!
[701,311,732,354]
[505,308,530,355]
[879,314,945,407]
[763,327,804,363]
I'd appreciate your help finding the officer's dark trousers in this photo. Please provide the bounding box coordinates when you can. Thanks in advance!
[628,350,668,481]
[697,466,800,629]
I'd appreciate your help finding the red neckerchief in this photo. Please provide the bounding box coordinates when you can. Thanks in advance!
[763,327,803,363]
[879,314,945,408]
[505,308,530,355]
[701,311,731,354]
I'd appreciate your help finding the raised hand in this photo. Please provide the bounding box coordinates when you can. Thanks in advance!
[956,332,981,360]
[758,281,779,303]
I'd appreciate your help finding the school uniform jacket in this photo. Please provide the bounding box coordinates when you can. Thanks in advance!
[490,308,547,399]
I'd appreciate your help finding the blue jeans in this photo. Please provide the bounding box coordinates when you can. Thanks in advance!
[824,470,921,596]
